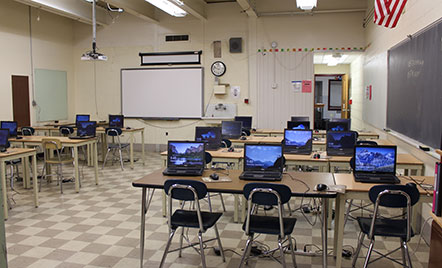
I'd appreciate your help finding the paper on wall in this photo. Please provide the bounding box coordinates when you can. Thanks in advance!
[231,86,240,99]
[291,81,302,93]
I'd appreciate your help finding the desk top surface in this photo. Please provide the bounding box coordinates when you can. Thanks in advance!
[254,129,379,137]
[9,135,96,144]
[161,148,243,159]
[334,173,433,193]
[328,153,423,165]
[133,169,336,198]
[0,148,36,158]
[33,126,143,133]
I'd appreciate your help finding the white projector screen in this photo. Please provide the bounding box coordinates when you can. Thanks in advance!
[121,67,203,118]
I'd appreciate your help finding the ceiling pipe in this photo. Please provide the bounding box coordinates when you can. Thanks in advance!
[258,8,366,17]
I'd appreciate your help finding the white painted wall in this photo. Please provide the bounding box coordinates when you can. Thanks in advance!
[349,55,364,130]
[0,0,75,125]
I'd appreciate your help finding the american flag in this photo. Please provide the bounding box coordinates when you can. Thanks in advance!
[374,0,408,28]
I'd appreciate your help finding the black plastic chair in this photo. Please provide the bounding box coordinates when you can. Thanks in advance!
[205,152,226,211]
[356,140,378,146]
[221,139,232,148]
[59,126,74,136]
[240,183,297,268]
[21,127,35,136]
[160,179,225,268]
[103,127,129,170]
[241,128,251,136]
[352,184,419,268]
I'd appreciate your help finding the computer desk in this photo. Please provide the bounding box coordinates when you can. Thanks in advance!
[132,169,337,268]
[9,136,99,193]
[231,136,327,151]
[0,148,38,220]
[333,174,433,268]
[253,129,380,139]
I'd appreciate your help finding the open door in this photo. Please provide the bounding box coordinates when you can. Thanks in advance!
[341,74,349,119]
[12,75,31,127]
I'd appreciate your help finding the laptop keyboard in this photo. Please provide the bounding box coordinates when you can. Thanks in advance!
[240,171,282,181]
[354,174,400,184]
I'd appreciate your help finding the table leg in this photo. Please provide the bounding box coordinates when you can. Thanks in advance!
[94,141,99,185]
[130,133,134,169]
[0,161,8,220]
[321,197,328,268]
[32,154,38,208]
[141,130,145,165]
[334,194,345,268]
[22,157,29,189]
[234,195,239,223]
[73,146,80,193]
[162,191,167,217]
[101,133,107,163]
[241,196,246,223]
[140,188,147,268]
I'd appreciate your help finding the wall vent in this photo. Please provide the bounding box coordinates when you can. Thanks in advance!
[165,35,190,42]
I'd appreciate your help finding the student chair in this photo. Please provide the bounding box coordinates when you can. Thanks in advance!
[160,179,225,268]
[59,126,74,136]
[356,140,378,146]
[221,139,232,149]
[40,138,76,194]
[241,128,251,136]
[240,183,297,268]
[205,152,226,212]
[352,184,419,268]
[21,127,35,136]
[102,127,129,170]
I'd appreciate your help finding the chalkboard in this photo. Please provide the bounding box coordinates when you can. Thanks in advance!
[121,67,203,118]
[387,21,442,149]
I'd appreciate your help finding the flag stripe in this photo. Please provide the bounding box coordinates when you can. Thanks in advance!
[373,0,407,29]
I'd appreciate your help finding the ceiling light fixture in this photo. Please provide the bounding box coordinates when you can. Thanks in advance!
[296,0,317,11]
[324,53,348,66]
[145,0,187,17]
[81,0,107,61]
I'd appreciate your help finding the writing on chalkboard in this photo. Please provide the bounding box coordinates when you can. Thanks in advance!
[407,59,424,79]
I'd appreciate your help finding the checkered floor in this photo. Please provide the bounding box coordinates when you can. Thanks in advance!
[4,152,430,267]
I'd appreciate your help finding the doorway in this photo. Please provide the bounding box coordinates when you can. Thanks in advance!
[11,75,31,127]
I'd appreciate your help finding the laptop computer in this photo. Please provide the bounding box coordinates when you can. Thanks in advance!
[353,145,400,184]
[287,120,310,130]
[70,121,97,139]
[195,127,222,151]
[163,141,205,176]
[326,131,357,156]
[283,129,313,155]
[326,119,350,132]
[109,114,124,128]
[76,114,90,126]
[0,128,9,152]
[1,121,18,137]
[222,121,243,139]
[234,116,252,130]
[239,144,283,181]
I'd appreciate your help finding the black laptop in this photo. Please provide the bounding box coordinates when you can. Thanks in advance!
[287,120,310,130]
[283,129,313,155]
[353,145,400,184]
[1,121,18,137]
[0,128,9,152]
[70,121,97,139]
[221,121,243,139]
[326,131,357,156]
[163,141,205,176]
[239,144,283,181]
[109,115,124,128]
[195,127,222,151]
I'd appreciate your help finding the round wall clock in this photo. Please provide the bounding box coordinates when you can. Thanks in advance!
[211,61,226,77]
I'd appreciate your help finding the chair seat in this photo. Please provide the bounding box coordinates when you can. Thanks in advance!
[45,156,74,164]
[170,209,222,231]
[6,159,22,165]
[357,217,414,239]
[242,215,297,236]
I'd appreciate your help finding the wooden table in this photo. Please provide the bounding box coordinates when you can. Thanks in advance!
[160,148,243,169]
[10,136,99,193]
[253,129,380,139]
[284,153,329,172]
[231,136,326,151]
[0,148,38,219]
[132,169,336,268]
[333,174,433,268]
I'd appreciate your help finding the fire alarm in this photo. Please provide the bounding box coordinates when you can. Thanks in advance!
[244,99,249,104]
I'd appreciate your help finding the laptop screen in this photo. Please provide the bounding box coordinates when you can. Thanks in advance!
[168,141,205,168]
[244,144,283,172]
[195,127,222,150]
[234,116,252,130]
[76,114,90,125]
[284,129,313,154]
[326,119,350,131]
[109,115,124,128]
[0,129,9,148]
[326,131,357,156]
[287,121,310,130]
[1,121,17,137]
[221,121,243,139]
[354,145,397,174]
[77,121,97,137]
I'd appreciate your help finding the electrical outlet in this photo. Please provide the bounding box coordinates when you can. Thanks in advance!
[165,132,168,136]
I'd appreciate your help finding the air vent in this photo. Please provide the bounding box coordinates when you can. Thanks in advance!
[165,35,190,42]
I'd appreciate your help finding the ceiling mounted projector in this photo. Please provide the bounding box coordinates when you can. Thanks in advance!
[81,50,107,61]
[81,0,107,61]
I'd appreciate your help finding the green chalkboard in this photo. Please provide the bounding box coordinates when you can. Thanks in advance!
[34,69,68,122]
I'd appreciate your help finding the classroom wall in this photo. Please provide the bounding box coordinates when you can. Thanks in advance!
[0,0,75,125]
[72,3,365,147]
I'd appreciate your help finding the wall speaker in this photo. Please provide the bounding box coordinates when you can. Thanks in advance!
[229,37,242,53]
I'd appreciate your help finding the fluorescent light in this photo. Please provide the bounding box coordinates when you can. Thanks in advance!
[145,0,187,17]
[323,54,348,66]
[296,0,317,10]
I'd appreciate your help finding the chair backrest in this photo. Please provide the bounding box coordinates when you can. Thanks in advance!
[241,128,251,136]
[59,126,74,135]
[356,140,378,146]
[221,139,232,148]
[106,127,123,136]
[42,138,62,150]
[21,127,35,136]
[205,152,212,165]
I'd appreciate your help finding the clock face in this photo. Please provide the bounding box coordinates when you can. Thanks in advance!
[211,61,226,77]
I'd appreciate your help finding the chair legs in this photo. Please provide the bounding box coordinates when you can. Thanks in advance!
[102,148,111,169]
[159,229,176,268]
[288,235,297,268]
[278,237,286,267]
[363,238,375,268]
[239,234,254,268]
[198,231,207,268]
[352,232,365,267]
[214,224,226,262]
[402,239,413,268]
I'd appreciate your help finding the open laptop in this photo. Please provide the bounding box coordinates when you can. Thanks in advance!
[76,114,90,126]
[239,144,283,181]
[195,127,222,151]
[353,145,400,184]
[163,141,205,176]
[1,121,18,137]
[109,114,124,128]
[326,119,350,132]
[283,129,313,155]
[0,129,9,152]
[235,116,252,130]
[221,121,243,139]
[70,121,97,139]
[326,131,357,156]
[287,120,310,130]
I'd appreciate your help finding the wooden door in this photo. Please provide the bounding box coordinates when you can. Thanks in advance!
[341,74,349,119]
[12,75,31,127]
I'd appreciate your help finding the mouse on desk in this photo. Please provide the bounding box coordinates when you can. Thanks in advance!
[210,173,219,180]
[240,136,247,140]
[15,136,23,140]
[313,137,319,141]
[316,183,327,191]
[228,147,235,152]
[126,127,131,129]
